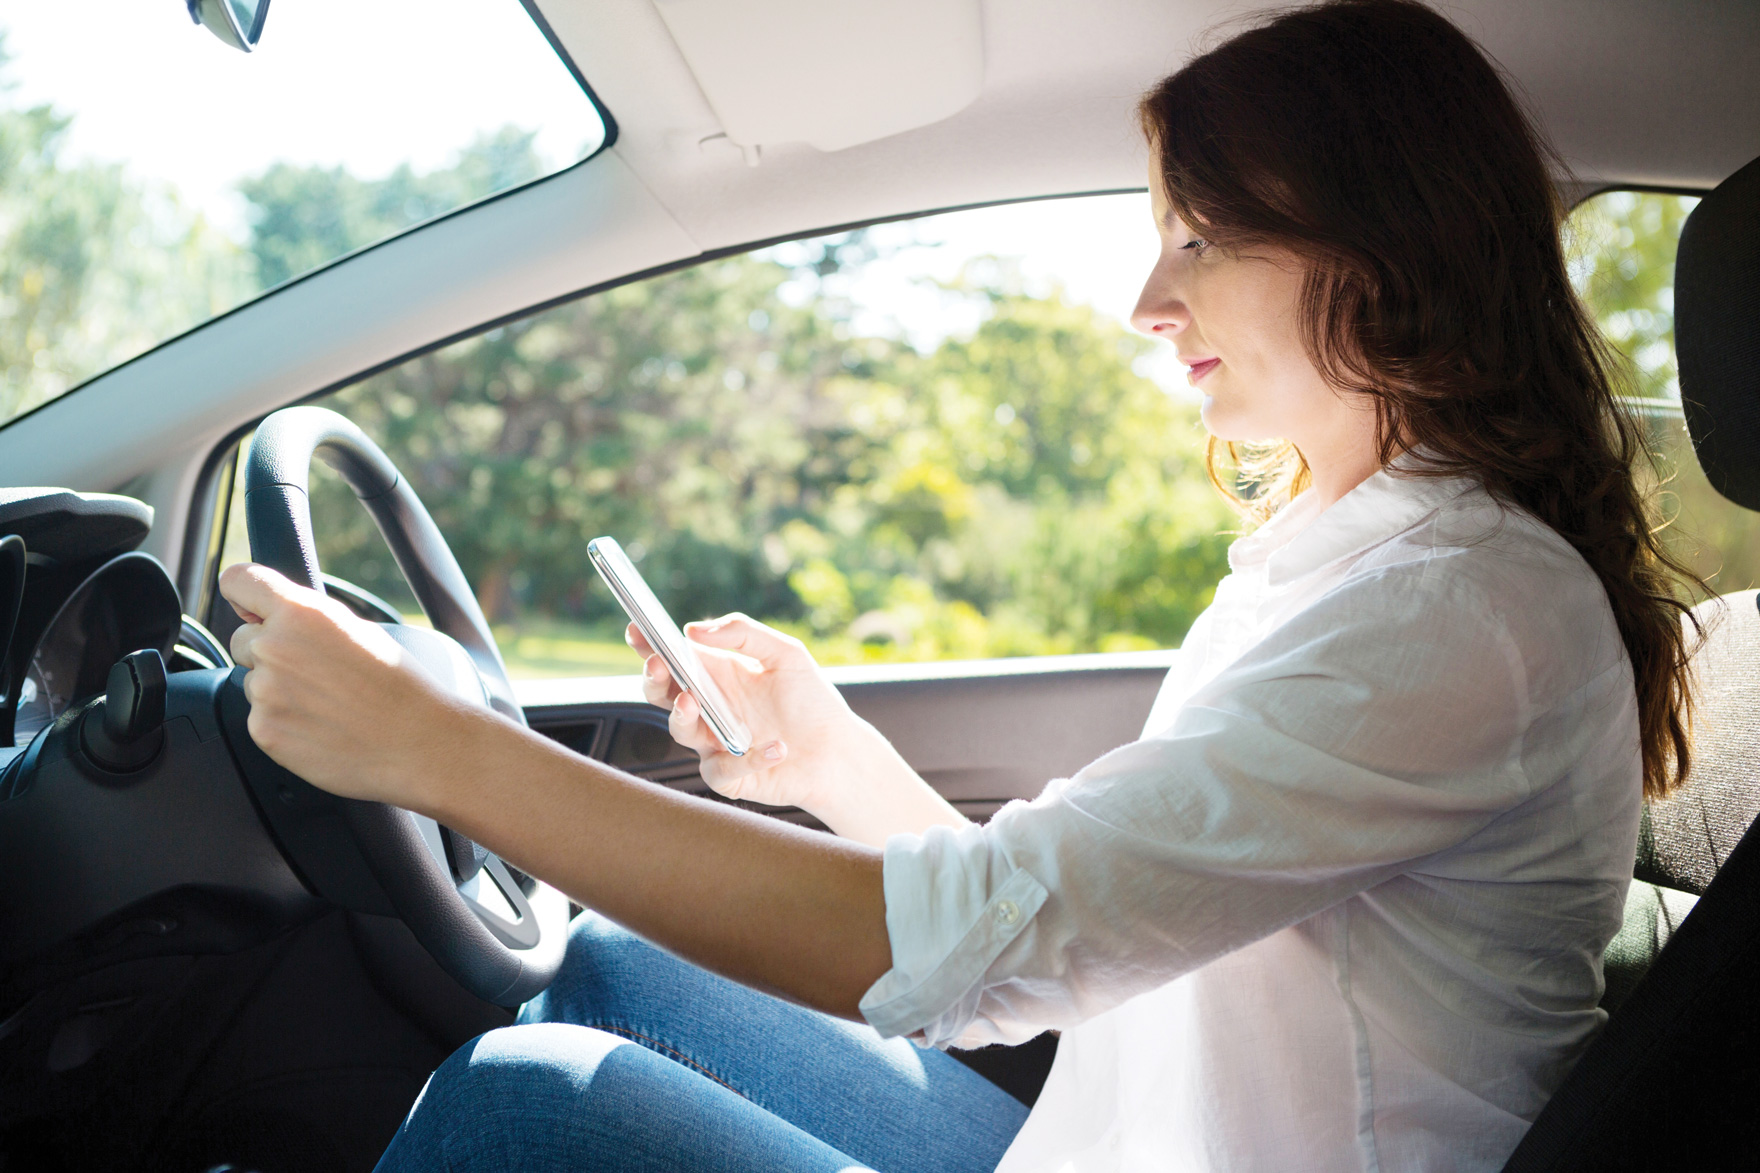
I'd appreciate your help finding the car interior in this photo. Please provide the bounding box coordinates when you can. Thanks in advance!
[0,1,1756,1170]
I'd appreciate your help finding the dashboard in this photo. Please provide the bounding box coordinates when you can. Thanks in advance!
[12,554,183,744]
[0,480,556,984]
[0,489,204,750]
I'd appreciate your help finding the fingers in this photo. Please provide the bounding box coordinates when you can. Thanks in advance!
[225,568,399,686]
[666,690,722,758]
[671,691,785,781]
[697,737,789,803]
[683,614,810,669]
[230,618,260,669]
[640,653,681,708]
[629,626,687,709]
[624,622,654,658]
[219,562,314,622]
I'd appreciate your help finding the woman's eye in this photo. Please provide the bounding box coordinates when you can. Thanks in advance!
[1181,238,1210,252]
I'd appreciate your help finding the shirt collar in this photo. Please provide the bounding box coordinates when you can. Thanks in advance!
[1228,460,1481,587]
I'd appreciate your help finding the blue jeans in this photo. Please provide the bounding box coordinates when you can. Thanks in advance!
[374,913,1030,1171]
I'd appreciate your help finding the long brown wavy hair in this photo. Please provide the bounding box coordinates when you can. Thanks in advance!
[1139,0,1704,798]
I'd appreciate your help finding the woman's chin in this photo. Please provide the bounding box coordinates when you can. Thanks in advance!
[1198,400,1278,444]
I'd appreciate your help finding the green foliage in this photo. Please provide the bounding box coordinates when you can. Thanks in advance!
[0,29,550,424]
[313,248,858,627]
[0,37,246,419]
[306,240,1234,666]
[4,37,1235,670]
[745,280,1232,660]
[1566,191,1760,595]
[1566,191,1695,400]
[26,56,1749,673]
[240,127,544,289]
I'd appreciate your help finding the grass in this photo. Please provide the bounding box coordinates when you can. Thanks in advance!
[488,619,644,679]
[480,613,1172,681]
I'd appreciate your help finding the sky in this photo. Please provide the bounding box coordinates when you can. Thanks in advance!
[763,193,1191,397]
[1,0,604,237]
[3,1,1190,396]
[798,194,1189,394]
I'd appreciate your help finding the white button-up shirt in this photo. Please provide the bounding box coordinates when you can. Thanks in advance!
[858,467,1642,1172]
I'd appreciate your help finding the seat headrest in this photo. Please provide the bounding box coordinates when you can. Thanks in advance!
[1677,155,1760,511]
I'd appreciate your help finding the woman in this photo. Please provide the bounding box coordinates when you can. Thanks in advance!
[219,1,1702,1169]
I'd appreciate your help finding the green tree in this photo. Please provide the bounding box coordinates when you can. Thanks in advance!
[242,145,1234,671]
[772,276,1232,655]
[240,127,544,290]
[0,37,245,420]
[299,234,1232,667]
[1566,191,1694,400]
[1567,190,1760,596]
[312,248,875,628]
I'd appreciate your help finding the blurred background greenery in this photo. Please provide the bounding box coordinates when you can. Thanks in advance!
[5,56,1751,679]
[1566,191,1760,600]
[285,177,1237,675]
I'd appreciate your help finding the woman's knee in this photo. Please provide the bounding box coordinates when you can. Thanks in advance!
[424,1023,628,1113]
[382,1021,878,1173]
[379,1024,637,1171]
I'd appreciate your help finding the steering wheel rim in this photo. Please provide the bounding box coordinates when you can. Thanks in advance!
[240,405,567,1005]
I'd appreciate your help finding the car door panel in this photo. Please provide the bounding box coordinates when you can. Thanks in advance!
[523,651,1175,823]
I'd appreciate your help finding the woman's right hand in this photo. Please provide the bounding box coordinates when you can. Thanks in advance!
[630,614,968,847]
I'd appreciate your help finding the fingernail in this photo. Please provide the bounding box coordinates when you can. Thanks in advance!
[763,742,784,761]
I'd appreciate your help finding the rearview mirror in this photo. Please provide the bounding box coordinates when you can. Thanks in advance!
[185,0,269,53]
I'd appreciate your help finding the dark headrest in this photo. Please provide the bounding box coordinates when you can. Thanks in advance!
[1677,155,1760,511]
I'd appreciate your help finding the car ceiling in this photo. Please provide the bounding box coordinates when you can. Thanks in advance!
[550,0,1760,251]
[0,0,1754,584]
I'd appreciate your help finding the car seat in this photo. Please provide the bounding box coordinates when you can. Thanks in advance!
[1502,154,1760,1171]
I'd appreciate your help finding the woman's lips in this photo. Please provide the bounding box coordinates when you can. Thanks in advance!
[1185,357,1221,382]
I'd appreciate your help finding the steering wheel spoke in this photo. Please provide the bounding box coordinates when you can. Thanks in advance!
[460,856,543,950]
[409,811,542,949]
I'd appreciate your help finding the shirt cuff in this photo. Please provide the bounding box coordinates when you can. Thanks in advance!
[857,821,1049,1048]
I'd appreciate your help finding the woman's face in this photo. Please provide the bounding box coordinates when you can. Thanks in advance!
[1131,165,1343,447]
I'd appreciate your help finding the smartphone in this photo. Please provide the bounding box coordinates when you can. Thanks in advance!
[587,536,752,757]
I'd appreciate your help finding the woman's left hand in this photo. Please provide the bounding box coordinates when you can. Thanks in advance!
[218,561,492,809]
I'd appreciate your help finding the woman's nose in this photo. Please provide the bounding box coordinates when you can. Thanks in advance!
[1131,258,1191,338]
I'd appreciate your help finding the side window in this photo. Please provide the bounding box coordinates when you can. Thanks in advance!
[1565,191,1760,595]
[224,196,1232,679]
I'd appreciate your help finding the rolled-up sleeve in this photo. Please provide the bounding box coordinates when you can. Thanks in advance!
[859,824,1050,1044]
[858,568,1539,1049]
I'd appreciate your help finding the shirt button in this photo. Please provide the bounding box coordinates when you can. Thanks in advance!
[994,900,1021,926]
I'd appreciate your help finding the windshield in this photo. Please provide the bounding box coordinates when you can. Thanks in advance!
[0,0,607,428]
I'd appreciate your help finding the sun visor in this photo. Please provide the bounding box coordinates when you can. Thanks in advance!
[651,0,983,154]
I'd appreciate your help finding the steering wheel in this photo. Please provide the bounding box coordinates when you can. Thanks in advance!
[237,405,569,1005]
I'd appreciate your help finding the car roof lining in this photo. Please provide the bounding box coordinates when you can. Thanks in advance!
[540,0,1760,254]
